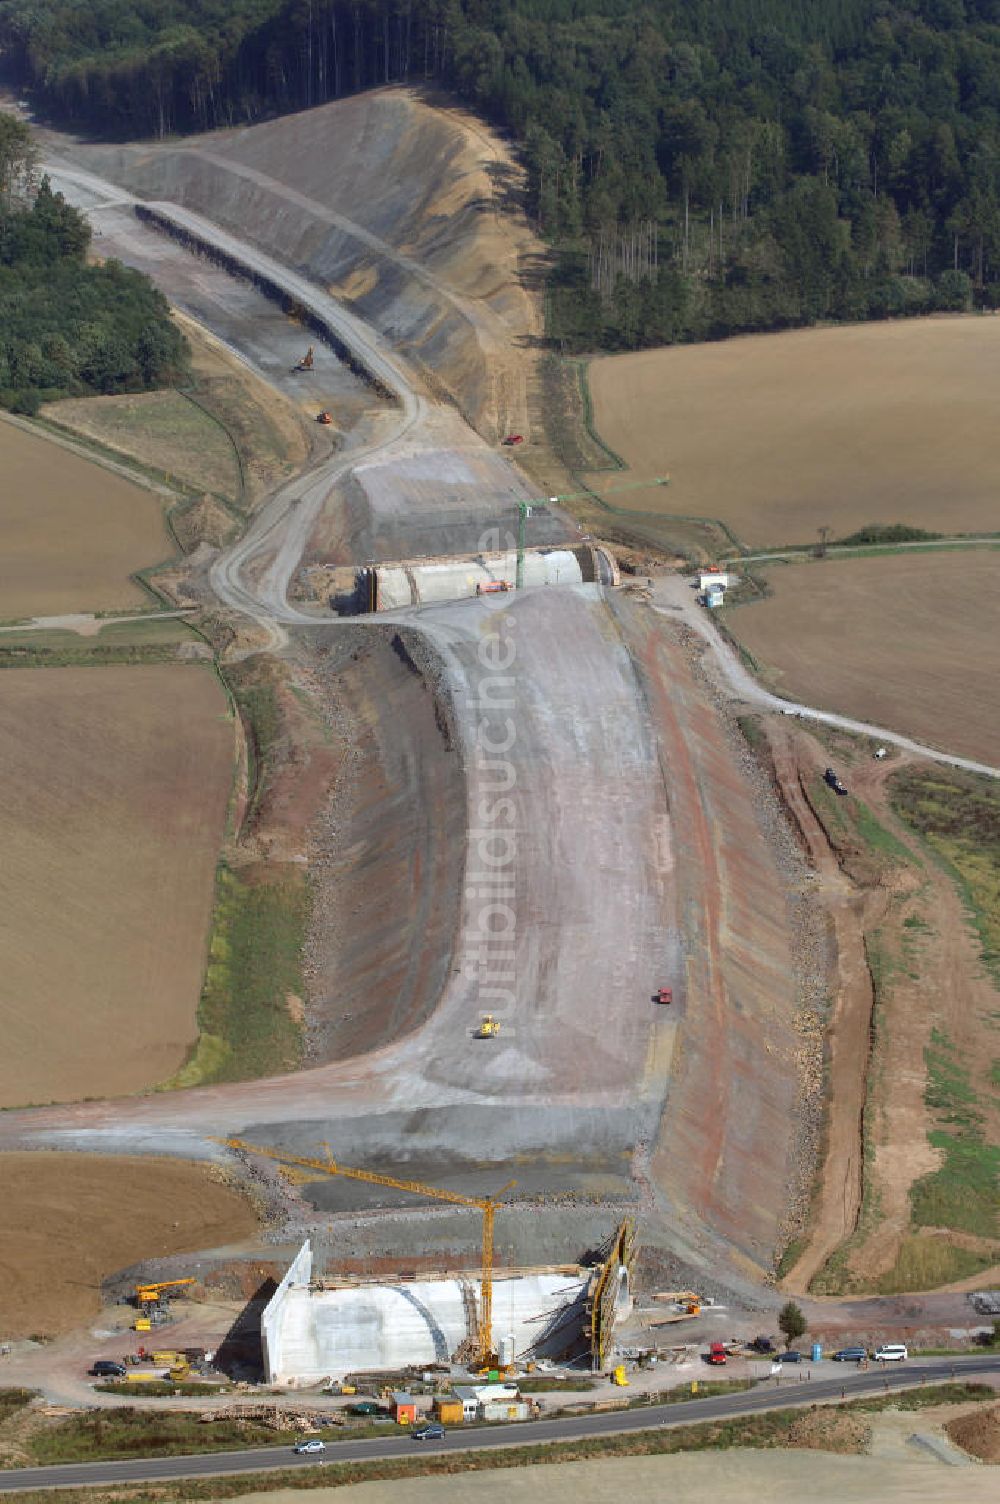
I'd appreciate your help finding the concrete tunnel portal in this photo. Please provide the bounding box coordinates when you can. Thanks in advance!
[326,543,621,613]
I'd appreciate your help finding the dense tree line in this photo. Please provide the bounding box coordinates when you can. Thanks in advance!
[0,120,186,411]
[4,2,1000,347]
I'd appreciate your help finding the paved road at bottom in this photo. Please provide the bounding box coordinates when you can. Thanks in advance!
[1,1358,996,1493]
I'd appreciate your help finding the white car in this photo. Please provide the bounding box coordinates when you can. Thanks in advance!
[293,1438,326,1454]
[873,1344,908,1362]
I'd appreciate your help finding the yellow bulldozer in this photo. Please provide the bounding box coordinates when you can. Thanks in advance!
[475,1014,501,1039]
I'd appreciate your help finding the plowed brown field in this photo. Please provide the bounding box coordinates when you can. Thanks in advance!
[0,418,170,617]
[0,1153,258,1338]
[0,666,233,1107]
[587,318,1000,547]
[725,551,1000,764]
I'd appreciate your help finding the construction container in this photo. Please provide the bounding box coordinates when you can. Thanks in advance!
[480,1399,530,1422]
[433,1397,464,1425]
[392,1392,417,1425]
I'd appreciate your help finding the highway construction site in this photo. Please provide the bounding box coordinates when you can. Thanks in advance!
[0,86,996,1395]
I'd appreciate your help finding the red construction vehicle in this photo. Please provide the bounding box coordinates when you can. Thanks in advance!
[317,410,333,426]
[476,580,511,595]
[293,345,315,372]
[654,987,673,1005]
[502,434,524,446]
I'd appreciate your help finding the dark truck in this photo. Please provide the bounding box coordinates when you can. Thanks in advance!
[824,767,849,797]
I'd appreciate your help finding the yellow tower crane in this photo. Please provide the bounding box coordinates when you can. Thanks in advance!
[223,1139,516,1370]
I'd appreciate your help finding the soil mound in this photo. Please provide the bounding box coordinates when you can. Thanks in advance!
[946,1401,1000,1462]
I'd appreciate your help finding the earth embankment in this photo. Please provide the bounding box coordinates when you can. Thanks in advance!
[301,625,467,1061]
[71,87,543,441]
[617,597,807,1273]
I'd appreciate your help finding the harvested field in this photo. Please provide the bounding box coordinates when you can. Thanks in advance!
[0,418,170,618]
[726,552,1000,765]
[0,665,233,1106]
[587,318,1000,547]
[0,1153,257,1339]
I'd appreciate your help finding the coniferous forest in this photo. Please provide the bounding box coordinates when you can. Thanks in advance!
[3,2,1000,348]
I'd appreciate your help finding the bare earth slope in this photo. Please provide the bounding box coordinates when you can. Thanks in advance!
[0,666,233,1106]
[0,1153,257,1338]
[727,552,1000,766]
[587,319,1000,546]
[73,87,543,441]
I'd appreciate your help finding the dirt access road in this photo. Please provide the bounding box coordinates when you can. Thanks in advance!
[651,576,1000,782]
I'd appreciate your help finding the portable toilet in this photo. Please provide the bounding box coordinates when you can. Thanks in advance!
[392,1392,417,1425]
[811,1342,822,1363]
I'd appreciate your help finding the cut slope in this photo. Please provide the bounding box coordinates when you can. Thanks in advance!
[73,87,543,441]
[0,665,233,1106]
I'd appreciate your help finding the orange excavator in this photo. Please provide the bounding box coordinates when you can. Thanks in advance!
[293,345,315,373]
[317,410,333,426]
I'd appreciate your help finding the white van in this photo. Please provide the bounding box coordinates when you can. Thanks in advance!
[873,1343,908,1362]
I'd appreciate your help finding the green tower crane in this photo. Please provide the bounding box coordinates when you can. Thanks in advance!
[513,476,669,589]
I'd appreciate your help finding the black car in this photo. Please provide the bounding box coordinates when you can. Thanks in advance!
[832,1346,867,1362]
[778,1350,803,1363]
[90,1360,127,1377]
[412,1423,445,1441]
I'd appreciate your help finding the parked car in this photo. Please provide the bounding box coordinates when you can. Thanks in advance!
[832,1347,868,1362]
[777,1350,803,1363]
[89,1360,127,1377]
[412,1423,446,1441]
[707,1342,728,1365]
[293,1438,326,1454]
[873,1344,908,1362]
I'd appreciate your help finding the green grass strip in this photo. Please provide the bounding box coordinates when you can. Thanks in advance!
[5,1386,992,1504]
